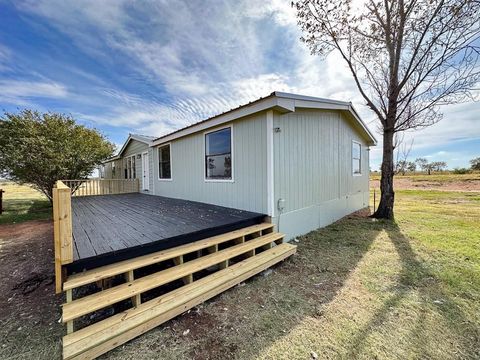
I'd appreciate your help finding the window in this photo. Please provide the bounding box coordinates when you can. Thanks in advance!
[112,162,116,177]
[99,165,105,179]
[205,127,232,180]
[124,155,136,179]
[158,144,171,180]
[352,141,361,175]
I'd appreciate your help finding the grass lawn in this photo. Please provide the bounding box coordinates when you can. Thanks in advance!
[0,186,478,359]
[0,181,51,224]
[96,189,478,359]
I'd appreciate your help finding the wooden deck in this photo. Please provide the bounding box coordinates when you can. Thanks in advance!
[70,193,265,272]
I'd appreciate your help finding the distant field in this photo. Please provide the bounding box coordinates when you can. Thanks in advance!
[0,181,51,224]
[371,173,480,191]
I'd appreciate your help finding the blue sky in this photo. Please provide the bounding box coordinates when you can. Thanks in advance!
[0,0,479,170]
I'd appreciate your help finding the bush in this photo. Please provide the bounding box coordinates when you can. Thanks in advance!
[452,167,471,174]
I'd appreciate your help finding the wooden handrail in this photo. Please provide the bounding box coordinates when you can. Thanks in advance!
[62,179,140,197]
[53,180,73,294]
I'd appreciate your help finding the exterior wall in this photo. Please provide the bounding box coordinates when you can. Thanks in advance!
[152,112,268,214]
[272,109,370,240]
[103,139,150,193]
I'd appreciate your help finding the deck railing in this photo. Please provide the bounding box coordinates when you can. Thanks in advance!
[62,179,140,197]
[52,180,73,293]
[52,179,140,293]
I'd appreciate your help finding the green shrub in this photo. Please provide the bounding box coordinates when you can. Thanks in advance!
[452,167,471,174]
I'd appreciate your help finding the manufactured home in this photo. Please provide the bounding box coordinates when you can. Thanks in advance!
[102,91,377,240]
[52,91,376,359]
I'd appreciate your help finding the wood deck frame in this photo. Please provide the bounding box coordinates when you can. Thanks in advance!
[62,223,295,359]
[52,180,296,359]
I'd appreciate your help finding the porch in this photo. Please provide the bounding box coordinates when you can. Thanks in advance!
[69,192,266,272]
[51,179,296,359]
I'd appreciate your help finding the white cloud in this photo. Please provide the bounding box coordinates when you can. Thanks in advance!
[0,80,68,104]
[0,44,11,72]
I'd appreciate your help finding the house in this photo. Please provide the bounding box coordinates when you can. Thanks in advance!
[102,91,377,240]
[53,91,376,358]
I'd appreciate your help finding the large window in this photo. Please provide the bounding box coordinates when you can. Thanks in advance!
[158,144,171,180]
[205,127,232,180]
[124,155,136,179]
[352,141,361,175]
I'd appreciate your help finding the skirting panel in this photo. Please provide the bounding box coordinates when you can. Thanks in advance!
[275,191,369,241]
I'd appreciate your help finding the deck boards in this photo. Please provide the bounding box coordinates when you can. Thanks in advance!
[70,193,264,271]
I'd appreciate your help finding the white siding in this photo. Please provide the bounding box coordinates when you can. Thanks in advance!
[273,109,370,240]
[152,112,268,214]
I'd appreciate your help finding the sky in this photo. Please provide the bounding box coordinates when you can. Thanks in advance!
[0,0,478,170]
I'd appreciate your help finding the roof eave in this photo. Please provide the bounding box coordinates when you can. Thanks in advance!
[116,134,154,157]
[150,91,377,147]
[151,95,295,147]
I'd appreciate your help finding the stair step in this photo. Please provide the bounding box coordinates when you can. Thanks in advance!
[63,243,296,360]
[64,222,274,291]
[62,232,284,322]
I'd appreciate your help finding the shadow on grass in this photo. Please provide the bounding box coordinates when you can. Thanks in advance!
[346,220,478,359]
[0,198,52,224]
[133,211,385,360]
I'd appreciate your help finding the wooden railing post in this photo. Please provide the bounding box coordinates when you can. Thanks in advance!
[53,180,73,294]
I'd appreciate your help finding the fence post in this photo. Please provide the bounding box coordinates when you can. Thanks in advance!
[53,181,73,294]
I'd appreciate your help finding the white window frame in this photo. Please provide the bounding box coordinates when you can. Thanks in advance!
[158,143,172,181]
[352,140,362,176]
[203,124,234,183]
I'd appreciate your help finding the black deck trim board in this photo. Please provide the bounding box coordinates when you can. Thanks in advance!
[66,216,263,273]
[69,193,265,272]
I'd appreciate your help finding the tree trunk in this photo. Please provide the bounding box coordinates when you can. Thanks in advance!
[373,129,395,219]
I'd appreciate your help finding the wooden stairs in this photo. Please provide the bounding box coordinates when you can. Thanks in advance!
[60,223,296,359]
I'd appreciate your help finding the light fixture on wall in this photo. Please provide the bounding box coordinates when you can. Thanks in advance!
[137,154,142,159]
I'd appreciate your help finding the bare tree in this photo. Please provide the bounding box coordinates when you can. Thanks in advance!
[415,157,445,175]
[406,161,416,173]
[431,161,448,172]
[294,0,480,218]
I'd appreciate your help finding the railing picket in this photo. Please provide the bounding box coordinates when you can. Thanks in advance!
[59,179,140,197]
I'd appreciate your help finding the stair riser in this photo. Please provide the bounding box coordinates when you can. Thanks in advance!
[64,246,295,360]
[63,233,283,322]
[64,223,275,291]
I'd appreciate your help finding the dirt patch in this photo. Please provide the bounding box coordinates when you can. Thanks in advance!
[370,177,480,191]
[0,220,63,359]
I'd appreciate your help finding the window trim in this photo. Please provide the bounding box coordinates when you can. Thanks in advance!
[124,154,137,179]
[203,124,234,183]
[158,143,173,181]
[352,140,362,176]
